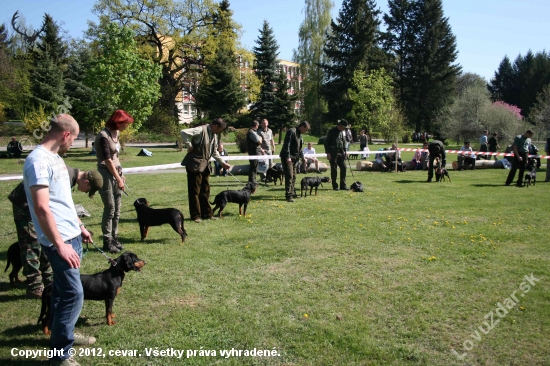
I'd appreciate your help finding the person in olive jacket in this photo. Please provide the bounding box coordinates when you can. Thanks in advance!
[427,140,446,182]
[324,119,349,190]
[280,121,310,202]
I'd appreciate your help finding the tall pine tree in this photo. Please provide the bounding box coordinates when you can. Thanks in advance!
[384,0,460,133]
[194,0,245,122]
[271,68,297,142]
[30,14,67,111]
[251,21,280,119]
[321,0,384,124]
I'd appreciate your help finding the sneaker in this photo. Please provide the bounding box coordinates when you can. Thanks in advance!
[112,236,124,250]
[51,357,80,366]
[73,332,96,346]
[102,238,120,254]
[26,287,43,299]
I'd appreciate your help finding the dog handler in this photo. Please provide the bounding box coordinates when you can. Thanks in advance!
[325,119,349,190]
[181,118,231,223]
[95,110,133,254]
[280,121,310,202]
[23,114,96,366]
[9,168,102,299]
[427,140,446,182]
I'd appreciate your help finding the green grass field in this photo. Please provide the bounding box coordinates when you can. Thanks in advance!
[0,144,548,365]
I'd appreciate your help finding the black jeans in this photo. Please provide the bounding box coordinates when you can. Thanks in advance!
[329,155,347,189]
[505,153,527,186]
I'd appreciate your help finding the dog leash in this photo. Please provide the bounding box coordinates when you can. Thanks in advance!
[87,241,117,267]
[346,154,361,187]
[124,182,139,200]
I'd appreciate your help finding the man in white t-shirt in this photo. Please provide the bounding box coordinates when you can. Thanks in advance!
[303,142,320,173]
[23,114,96,365]
[457,141,476,170]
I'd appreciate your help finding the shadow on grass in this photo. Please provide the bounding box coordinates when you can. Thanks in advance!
[0,290,23,303]
[1,324,49,341]
[392,180,421,184]
[471,184,508,187]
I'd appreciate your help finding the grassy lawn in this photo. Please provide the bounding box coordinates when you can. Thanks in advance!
[0,144,548,365]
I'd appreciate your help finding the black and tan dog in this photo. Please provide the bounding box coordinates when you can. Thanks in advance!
[350,181,364,192]
[300,176,331,197]
[264,165,284,185]
[434,157,451,182]
[38,252,146,334]
[524,160,537,187]
[134,198,187,243]
[210,182,257,218]
[4,242,22,288]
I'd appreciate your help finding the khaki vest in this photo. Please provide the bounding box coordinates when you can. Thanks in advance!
[95,128,121,169]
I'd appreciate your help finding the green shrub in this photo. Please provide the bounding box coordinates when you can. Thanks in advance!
[234,128,248,153]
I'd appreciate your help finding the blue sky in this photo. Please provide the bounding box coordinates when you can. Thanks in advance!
[1,0,548,81]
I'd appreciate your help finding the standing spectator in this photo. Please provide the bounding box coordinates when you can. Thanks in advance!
[9,167,102,299]
[488,133,500,161]
[280,121,310,202]
[258,118,275,168]
[303,142,320,173]
[420,142,430,170]
[359,130,369,159]
[95,110,132,254]
[423,131,429,143]
[344,127,353,151]
[479,130,489,159]
[246,120,263,184]
[427,140,446,182]
[7,136,23,158]
[505,129,534,187]
[457,141,476,170]
[545,138,550,182]
[325,119,350,190]
[23,114,96,366]
[181,118,230,223]
[214,144,229,177]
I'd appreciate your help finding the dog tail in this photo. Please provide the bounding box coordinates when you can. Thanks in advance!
[4,256,11,272]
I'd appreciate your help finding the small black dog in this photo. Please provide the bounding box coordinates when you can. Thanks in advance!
[134,198,187,243]
[300,176,331,197]
[350,181,364,192]
[265,165,284,185]
[38,252,146,333]
[434,158,451,182]
[524,162,537,187]
[4,242,22,288]
[210,182,257,218]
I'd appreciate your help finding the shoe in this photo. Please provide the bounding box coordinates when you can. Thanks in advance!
[316,170,322,174]
[73,332,96,346]
[333,187,339,191]
[205,216,219,220]
[193,218,202,223]
[292,194,301,199]
[426,179,432,182]
[51,357,80,366]
[102,238,120,254]
[26,287,43,299]
[340,186,348,190]
[112,236,124,250]
[286,197,294,202]
[458,168,463,171]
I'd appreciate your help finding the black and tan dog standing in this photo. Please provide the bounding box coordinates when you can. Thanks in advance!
[434,157,451,182]
[264,165,284,185]
[38,252,146,334]
[210,182,257,218]
[300,176,331,197]
[134,198,187,243]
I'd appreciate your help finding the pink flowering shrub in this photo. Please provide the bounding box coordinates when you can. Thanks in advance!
[492,101,522,120]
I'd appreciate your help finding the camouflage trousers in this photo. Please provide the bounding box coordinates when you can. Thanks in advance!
[13,205,53,291]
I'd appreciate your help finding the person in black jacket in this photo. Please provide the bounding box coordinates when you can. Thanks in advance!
[280,121,310,202]
[324,119,349,190]
[246,120,263,184]
[427,140,446,182]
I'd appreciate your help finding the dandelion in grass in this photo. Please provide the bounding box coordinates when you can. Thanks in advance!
[452,226,456,229]
[304,313,309,318]
[520,306,525,311]
[427,256,436,261]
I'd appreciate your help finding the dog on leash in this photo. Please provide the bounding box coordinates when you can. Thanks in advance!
[134,198,187,243]
[300,176,331,197]
[38,252,146,333]
[524,160,537,187]
[4,242,22,288]
[210,182,257,218]
[264,165,284,185]
[434,157,451,182]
